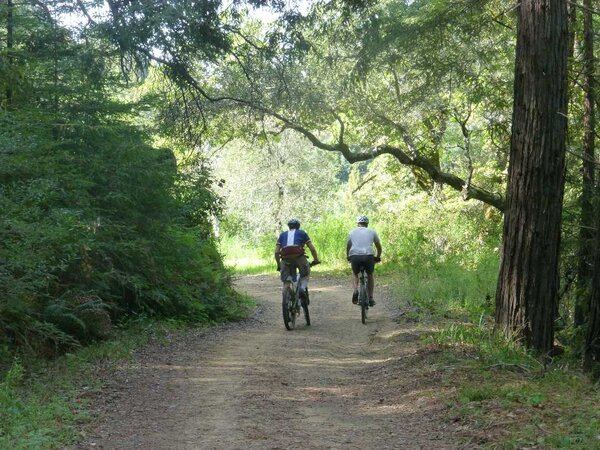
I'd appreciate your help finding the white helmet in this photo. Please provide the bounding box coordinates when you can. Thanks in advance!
[357,215,369,224]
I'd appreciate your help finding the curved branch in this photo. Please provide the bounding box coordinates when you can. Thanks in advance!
[222,25,267,51]
[139,51,506,211]
[274,116,505,211]
[377,144,505,211]
[333,112,345,146]
[74,0,96,26]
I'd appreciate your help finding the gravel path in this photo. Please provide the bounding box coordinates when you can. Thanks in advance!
[75,274,461,449]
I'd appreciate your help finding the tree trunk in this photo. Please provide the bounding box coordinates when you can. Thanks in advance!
[584,222,600,375]
[495,0,569,353]
[567,0,577,60]
[574,0,596,327]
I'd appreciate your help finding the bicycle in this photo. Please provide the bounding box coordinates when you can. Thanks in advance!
[281,259,319,331]
[355,257,380,325]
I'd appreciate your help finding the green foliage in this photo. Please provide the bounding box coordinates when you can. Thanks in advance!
[181,0,512,210]
[212,131,347,240]
[308,215,352,266]
[0,3,248,360]
[0,109,245,357]
[360,179,501,322]
[0,317,187,449]
[428,325,600,449]
[0,358,84,449]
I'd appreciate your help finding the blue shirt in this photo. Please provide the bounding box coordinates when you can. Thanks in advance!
[277,229,311,248]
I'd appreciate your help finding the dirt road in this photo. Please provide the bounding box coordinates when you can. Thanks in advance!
[78,275,460,449]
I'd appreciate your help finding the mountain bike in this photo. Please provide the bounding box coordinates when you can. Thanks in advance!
[281,259,319,331]
[355,257,380,325]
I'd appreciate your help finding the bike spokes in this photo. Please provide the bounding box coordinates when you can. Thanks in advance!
[301,289,310,326]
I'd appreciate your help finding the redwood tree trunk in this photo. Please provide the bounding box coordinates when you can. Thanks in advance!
[574,0,596,327]
[584,225,600,374]
[495,0,569,353]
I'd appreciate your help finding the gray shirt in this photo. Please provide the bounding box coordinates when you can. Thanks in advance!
[347,227,380,256]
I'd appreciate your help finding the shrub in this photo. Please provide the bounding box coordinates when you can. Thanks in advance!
[0,111,243,359]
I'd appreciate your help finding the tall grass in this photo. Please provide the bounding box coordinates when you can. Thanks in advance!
[0,357,90,449]
[308,215,351,269]
[220,215,355,273]
[219,234,273,273]
[393,252,498,321]
[375,198,501,321]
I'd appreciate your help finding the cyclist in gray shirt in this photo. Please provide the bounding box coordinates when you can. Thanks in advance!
[346,216,382,306]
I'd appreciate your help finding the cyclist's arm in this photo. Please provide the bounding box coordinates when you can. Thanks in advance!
[306,241,319,263]
[375,239,382,259]
[274,243,281,266]
[346,239,352,259]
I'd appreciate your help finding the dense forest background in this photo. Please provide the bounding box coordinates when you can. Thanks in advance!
[2,0,600,375]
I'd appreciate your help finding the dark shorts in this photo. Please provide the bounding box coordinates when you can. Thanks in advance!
[350,255,375,275]
[280,255,310,282]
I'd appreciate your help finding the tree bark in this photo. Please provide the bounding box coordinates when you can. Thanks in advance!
[495,0,569,353]
[584,221,600,374]
[575,0,595,327]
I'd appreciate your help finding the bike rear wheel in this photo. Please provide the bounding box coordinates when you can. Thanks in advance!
[282,286,297,330]
[302,289,310,326]
[359,275,368,324]
[360,298,368,324]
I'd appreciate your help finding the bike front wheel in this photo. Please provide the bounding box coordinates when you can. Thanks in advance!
[282,286,297,330]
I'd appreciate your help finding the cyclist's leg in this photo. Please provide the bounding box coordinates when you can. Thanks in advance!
[367,273,375,299]
[297,255,310,294]
[280,259,293,288]
[364,256,376,305]
[352,272,359,290]
[350,256,363,304]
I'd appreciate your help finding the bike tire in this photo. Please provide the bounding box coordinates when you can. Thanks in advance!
[359,280,368,325]
[302,291,310,326]
[282,286,296,330]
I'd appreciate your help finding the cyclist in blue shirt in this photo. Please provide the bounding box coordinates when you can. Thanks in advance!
[275,219,320,303]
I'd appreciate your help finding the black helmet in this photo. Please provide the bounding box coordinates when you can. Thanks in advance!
[287,218,301,229]
[357,215,369,224]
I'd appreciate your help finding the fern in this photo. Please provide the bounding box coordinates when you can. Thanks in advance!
[43,304,88,342]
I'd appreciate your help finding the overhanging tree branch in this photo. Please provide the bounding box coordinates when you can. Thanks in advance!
[135,47,506,212]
